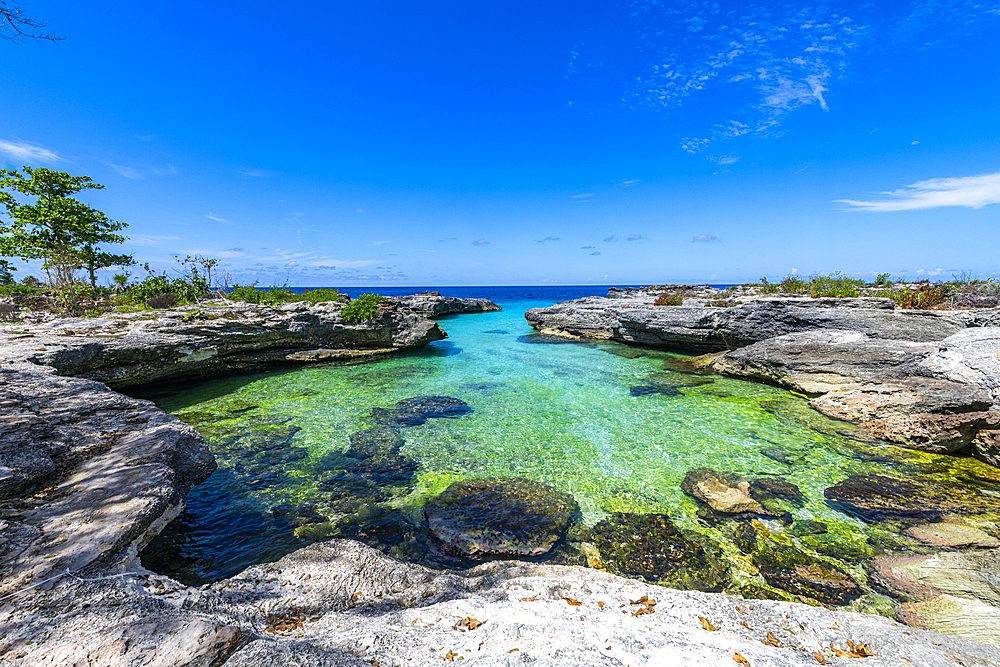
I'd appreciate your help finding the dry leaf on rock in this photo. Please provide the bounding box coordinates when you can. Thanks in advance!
[455,617,484,631]
[763,632,783,647]
[734,652,752,667]
[562,596,583,606]
[699,616,719,632]
[520,596,536,602]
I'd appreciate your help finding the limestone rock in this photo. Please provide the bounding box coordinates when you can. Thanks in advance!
[861,411,1000,453]
[711,330,938,394]
[425,478,578,558]
[921,328,1000,409]
[694,477,763,514]
[526,291,974,353]
[810,377,994,422]
[0,301,445,388]
[973,430,1000,467]
[391,292,501,318]
[905,523,1000,548]
[371,395,472,427]
[0,363,215,600]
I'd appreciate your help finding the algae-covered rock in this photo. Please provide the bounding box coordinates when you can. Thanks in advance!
[372,395,472,427]
[695,477,763,514]
[425,477,577,558]
[861,411,1000,454]
[904,522,1000,548]
[591,512,728,591]
[753,539,864,605]
[824,473,1000,523]
[346,426,406,459]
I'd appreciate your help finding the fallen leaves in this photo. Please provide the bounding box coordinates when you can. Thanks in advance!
[699,616,719,632]
[630,595,656,616]
[597,601,605,609]
[562,597,583,606]
[762,632,783,648]
[265,615,304,634]
[455,617,484,631]
[520,596,536,602]
[444,650,457,661]
[814,652,829,664]
[830,640,875,658]
[733,652,752,667]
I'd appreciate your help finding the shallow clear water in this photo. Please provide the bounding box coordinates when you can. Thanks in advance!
[133,287,1000,613]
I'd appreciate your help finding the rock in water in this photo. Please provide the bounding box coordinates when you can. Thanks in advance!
[904,522,1000,548]
[591,512,728,591]
[694,477,764,514]
[372,396,472,427]
[824,473,1000,523]
[425,478,577,558]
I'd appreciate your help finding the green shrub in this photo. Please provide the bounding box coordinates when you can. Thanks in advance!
[299,288,348,304]
[654,293,684,306]
[126,271,208,304]
[229,282,295,306]
[883,284,949,309]
[341,293,388,322]
[780,277,809,294]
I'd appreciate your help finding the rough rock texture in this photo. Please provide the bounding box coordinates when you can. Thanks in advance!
[391,292,501,318]
[425,478,577,557]
[861,411,1000,453]
[920,328,1000,409]
[711,330,938,394]
[11,540,998,666]
[0,301,445,388]
[809,377,994,422]
[973,430,1000,467]
[823,474,1000,523]
[904,523,1000,548]
[0,363,215,599]
[693,477,763,514]
[874,549,1000,646]
[526,291,981,351]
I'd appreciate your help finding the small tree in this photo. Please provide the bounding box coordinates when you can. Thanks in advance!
[0,258,16,284]
[0,167,133,311]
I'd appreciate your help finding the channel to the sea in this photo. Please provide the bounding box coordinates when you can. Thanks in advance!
[132,286,1000,616]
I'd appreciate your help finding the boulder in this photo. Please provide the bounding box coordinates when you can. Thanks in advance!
[0,301,446,388]
[425,478,578,558]
[391,292,501,318]
[809,377,994,422]
[861,411,1000,453]
[371,396,472,427]
[694,477,763,514]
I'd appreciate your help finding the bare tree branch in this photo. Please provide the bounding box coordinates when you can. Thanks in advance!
[1,0,64,42]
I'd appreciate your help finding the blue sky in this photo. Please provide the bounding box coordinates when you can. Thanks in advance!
[2,0,998,286]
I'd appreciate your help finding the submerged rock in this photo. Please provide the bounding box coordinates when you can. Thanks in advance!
[425,477,577,558]
[629,385,683,397]
[372,395,472,427]
[904,522,1000,548]
[754,540,864,606]
[591,512,728,591]
[694,477,763,514]
[824,473,1000,523]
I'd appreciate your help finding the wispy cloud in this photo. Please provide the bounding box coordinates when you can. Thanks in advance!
[0,139,63,164]
[603,235,618,242]
[620,179,640,186]
[581,245,596,249]
[205,213,231,223]
[238,169,274,178]
[103,161,141,179]
[438,237,458,242]
[472,239,490,246]
[535,236,560,243]
[693,234,718,242]
[626,233,644,241]
[590,251,602,256]
[571,193,594,199]
[837,171,1000,211]
[151,164,178,176]
[712,155,740,166]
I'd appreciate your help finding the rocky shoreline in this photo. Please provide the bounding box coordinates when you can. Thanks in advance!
[2,292,1000,664]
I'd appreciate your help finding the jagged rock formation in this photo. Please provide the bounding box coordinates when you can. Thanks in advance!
[391,292,501,318]
[0,300,445,388]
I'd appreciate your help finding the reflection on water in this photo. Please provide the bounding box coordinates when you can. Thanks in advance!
[132,290,1000,616]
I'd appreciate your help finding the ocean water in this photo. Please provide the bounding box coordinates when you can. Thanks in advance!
[133,286,1000,612]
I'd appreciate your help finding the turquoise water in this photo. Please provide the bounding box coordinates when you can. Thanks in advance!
[134,288,1000,613]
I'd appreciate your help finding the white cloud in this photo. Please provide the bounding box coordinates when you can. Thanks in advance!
[472,239,490,246]
[837,171,1000,211]
[571,193,594,199]
[626,233,644,241]
[713,155,740,166]
[0,139,63,164]
[205,213,231,223]
[692,234,718,242]
[238,169,274,178]
[102,161,141,179]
